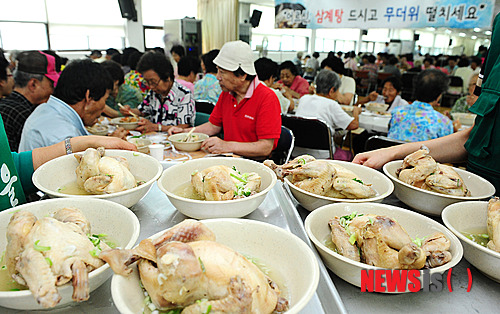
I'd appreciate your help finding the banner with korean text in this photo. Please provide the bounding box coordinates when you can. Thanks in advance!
[275,0,495,29]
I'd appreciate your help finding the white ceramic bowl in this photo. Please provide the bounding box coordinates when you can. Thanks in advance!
[0,198,140,310]
[33,150,163,208]
[365,103,389,113]
[305,202,463,292]
[286,160,394,211]
[442,201,500,283]
[86,124,109,136]
[157,157,277,219]
[111,218,319,314]
[340,105,354,117]
[451,112,477,125]
[383,160,495,216]
[110,117,140,130]
[127,137,152,154]
[168,132,209,152]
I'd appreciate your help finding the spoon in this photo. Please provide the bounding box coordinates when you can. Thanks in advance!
[118,103,139,119]
[183,127,196,142]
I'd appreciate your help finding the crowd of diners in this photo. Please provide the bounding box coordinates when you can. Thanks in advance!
[1,18,500,211]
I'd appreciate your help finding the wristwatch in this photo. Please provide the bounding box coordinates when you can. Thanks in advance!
[65,138,73,155]
[158,124,162,132]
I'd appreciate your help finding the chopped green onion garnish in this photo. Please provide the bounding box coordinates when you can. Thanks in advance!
[480,233,489,238]
[133,153,139,156]
[198,257,206,273]
[230,173,247,184]
[10,289,20,291]
[34,240,51,252]
[1,265,6,270]
[353,178,364,184]
[90,247,101,257]
[191,170,199,176]
[348,233,357,245]
[412,236,427,247]
[45,257,53,266]
[298,158,306,164]
[205,304,212,314]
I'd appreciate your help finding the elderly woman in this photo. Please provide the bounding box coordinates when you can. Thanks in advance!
[360,76,409,112]
[295,69,361,131]
[277,60,310,98]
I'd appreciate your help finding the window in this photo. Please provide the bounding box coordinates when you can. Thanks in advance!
[0,22,48,50]
[144,27,165,49]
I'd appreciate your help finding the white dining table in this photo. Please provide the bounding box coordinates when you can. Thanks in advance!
[358,111,391,133]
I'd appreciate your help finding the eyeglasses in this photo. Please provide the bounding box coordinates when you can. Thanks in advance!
[144,78,161,88]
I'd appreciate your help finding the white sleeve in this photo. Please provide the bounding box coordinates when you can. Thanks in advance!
[327,101,354,130]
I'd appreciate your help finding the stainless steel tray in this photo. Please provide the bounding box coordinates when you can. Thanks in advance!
[2,182,346,313]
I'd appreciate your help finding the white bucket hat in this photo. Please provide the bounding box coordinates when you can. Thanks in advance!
[213,40,256,76]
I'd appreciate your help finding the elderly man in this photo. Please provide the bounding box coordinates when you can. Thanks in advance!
[19,59,127,151]
[120,52,195,133]
[170,40,281,159]
[388,69,453,142]
[0,51,59,152]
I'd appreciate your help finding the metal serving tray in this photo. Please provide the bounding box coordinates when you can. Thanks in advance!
[2,182,346,313]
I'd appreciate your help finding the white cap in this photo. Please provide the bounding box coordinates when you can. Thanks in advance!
[213,40,256,76]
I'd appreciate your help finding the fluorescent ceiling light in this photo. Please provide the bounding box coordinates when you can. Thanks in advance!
[474,28,481,32]
[471,35,477,39]
[444,29,452,34]
[459,32,466,37]
[485,30,492,35]
[426,27,435,31]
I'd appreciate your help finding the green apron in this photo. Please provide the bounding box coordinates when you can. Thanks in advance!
[0,116,27,210]
[465,13,500,195]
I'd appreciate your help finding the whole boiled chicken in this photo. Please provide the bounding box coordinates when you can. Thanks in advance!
[265,155,376,199]
[329,214,451,269]
[397,147,470,196]
[75,147,136,194]
[5,207,109,308]
[487,197,500,253]
[191,165,261,201]
[100,219,288,313]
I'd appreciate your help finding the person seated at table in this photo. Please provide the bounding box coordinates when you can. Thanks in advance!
[357,76,409,113]
[176,56,201,94]
[449,74,479,116]
[421,57,435,70]
[360,54,378,89]
[120,52,195,133]
[320,57,356,106]
[101,60,143,118]
[19,59,128,152]
[194,49,222,104]
[387,69,453,142]
[254,57,294,114]
[381,56,401,78]
[444,56,459,76]
[169,40,281,160]
[296,69,361,131]
[276,60,309,98]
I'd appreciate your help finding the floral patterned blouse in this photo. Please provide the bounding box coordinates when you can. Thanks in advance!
[388,101,453,142]
[137,81,195,126]
[124,70,150,98]
[194,73,222,104]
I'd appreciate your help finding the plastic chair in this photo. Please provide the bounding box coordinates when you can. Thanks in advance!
[364,135,407,151]
[281,114,335,159]
[401,72,417,101]
[270,126,295,164]
[195,100,215,114]
[194,112,210,126]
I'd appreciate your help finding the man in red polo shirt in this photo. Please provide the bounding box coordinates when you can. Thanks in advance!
[169,40,281,159]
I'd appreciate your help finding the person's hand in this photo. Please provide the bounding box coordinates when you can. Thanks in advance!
[135,118,156,133]
[72,135,138,152]
[270,82,282,90]
[201,137,230,154]
[352,106,362,116]
[168,126,187,136]
[352,147,396,169]
[368,91,379,101]
[452,119,462,132]
[109,126,128,140]
[119,105,132,116]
